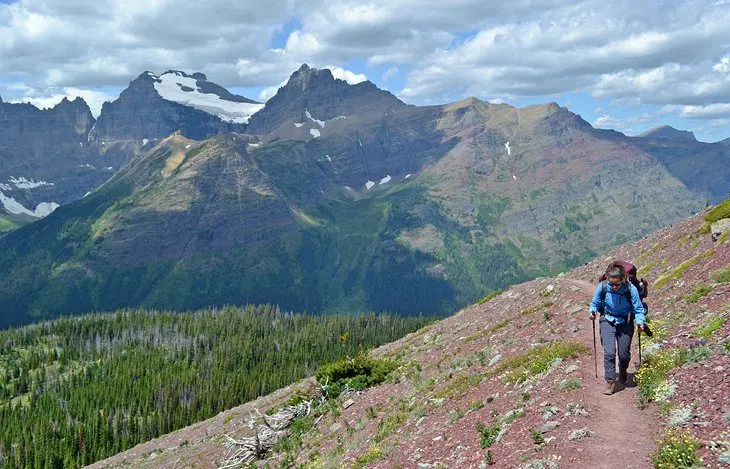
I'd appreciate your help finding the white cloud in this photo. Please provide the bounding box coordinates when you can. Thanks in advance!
[713,55,730,74]
[593,113,655,133]
[662,103,730,119]
[326,66,367,84]
[6,86,117,116]
[382,67,399,81]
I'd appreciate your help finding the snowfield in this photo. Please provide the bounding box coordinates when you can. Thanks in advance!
[152,72,264,124]
[10,176,54,190]
[0,191,59,218]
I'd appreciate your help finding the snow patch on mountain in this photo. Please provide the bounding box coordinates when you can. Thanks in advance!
[142,139,149,146]
[405,174,412,179]
[379,175,391,185]
[310,129,321,138]
[153,72,264,124]
[294,122,305,128]
[0,183,11,191]
[9,177,55,190]
[305,109,325,128]
[365,181,375,190]
[0,191,59,218]
[505,141,511,156]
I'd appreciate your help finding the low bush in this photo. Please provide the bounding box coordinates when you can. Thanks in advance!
[315,353,399,397]
[652,429,701,469]
[636,348,686,406]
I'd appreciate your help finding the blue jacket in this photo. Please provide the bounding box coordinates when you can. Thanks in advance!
[589,282,646,325]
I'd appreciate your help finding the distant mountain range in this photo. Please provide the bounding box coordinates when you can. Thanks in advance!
[0,64,728,326]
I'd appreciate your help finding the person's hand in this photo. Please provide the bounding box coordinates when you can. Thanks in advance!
[637,324,645,333]
[589,311,596,321]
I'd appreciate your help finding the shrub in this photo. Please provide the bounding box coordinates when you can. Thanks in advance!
[315,353,399,397]
[685,346,711,363]
[476,422,501,448]
[354,446,384,467]
[653,429,701,469]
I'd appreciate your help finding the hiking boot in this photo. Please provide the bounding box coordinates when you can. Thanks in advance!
[603,380,616,395]
[618,369,628,385]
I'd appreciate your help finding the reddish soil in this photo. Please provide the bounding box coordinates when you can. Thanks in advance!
[89,212,730,469]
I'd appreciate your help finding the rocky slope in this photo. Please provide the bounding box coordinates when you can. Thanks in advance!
[0,66,715,326]
[630,127,730,204]
[90,205,730,468]
[0,71,263,233]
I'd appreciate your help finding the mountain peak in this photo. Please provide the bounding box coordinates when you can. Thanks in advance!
[247,65,404,133]
[639,125,697,141]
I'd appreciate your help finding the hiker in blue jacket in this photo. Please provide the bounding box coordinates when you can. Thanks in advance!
[589,264,646,395]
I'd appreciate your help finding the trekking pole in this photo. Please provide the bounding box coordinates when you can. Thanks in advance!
[592,317,598,378]
[638,329,642,367]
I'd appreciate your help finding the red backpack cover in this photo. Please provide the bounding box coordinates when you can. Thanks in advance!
[598,260,648,299]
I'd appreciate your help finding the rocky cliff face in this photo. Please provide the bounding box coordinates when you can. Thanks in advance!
[93,71,261,141]
[631,130,730,203]
[0,97,113,229]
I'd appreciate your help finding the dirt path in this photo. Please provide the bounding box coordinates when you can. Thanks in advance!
[561,278,657,468]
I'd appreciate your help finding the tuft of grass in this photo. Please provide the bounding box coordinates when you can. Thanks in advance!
[374,411,407,443]
[711,266,730,283]
[477,289,506,305]
[704,198,730,224]
[519,301,554,317]
[691,313,727,339]
[557,378,582,391]
[652,429,701,469]
[466,318,510,343]
[490,340,589,384]
[685,285,712,303]
[530,428,545,445]
[637,259,660,276]
[654,251,714,290]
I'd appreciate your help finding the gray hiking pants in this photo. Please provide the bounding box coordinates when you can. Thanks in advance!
[599,317,634,382]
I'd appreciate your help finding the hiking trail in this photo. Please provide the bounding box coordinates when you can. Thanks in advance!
[560,278,657,468]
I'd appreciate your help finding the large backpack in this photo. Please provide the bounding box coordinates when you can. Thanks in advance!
[598,260,648,299]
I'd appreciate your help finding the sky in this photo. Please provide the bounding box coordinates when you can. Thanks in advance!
[1,0,729,142]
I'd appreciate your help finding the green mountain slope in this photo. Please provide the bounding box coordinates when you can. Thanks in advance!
[0,69,709,327]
